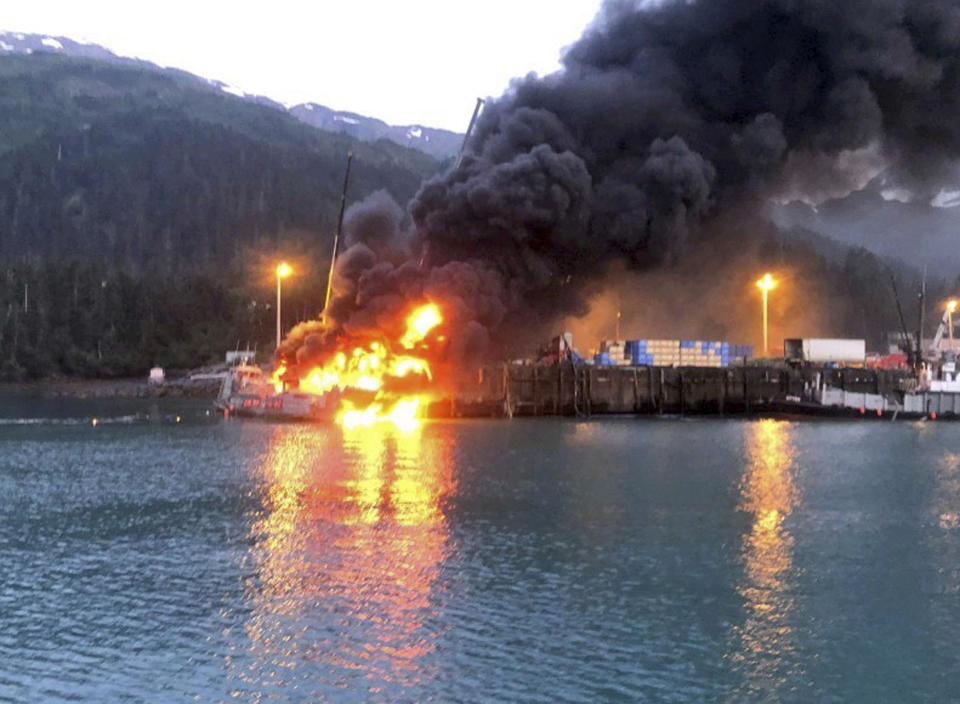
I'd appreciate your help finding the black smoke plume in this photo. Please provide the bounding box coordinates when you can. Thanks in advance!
[282,0,960,366]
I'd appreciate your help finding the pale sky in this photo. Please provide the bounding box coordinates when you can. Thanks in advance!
[3,0,604,131]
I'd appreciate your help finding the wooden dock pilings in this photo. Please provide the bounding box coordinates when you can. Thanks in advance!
[442,364,907,418]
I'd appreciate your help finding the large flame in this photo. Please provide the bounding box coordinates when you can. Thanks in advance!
[273,303,443,431]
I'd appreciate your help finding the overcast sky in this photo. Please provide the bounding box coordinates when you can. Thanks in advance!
[3,0,604,131]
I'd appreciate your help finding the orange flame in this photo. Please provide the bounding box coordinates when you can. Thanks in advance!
[271,362,287,394]
[280,303,443,431]
[400,303,442,349]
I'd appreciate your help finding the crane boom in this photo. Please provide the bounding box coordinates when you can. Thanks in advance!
[930,310,950,354]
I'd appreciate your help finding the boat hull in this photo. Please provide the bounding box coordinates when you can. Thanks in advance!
[219,390,337,422]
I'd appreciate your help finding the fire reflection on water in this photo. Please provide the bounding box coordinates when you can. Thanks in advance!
[728,419,800,691]
[231,422,454,697]
[930,450,960,595]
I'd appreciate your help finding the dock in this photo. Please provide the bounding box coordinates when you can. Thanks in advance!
[439,364,928,419]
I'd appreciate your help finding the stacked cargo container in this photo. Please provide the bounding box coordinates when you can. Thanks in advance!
[626,339,680,366]
[597,340,632,365]
[590,339,755,367]
[678,340,728,366]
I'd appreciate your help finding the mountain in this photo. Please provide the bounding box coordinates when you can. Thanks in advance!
[289,103,462,160]
[770,181,960,279]
[0,50,441,379]
[0,30,120,63]
[0,30,464,159]
[0,51,438,268]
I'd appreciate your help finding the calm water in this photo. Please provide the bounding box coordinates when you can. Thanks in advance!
[1,397,959,702]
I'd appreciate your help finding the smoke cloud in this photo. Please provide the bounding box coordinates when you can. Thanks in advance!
[283,0,960,366]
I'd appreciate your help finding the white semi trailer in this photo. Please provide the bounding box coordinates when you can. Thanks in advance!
[784,338,866,366]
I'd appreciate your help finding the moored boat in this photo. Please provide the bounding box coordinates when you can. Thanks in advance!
[216,362,337,421]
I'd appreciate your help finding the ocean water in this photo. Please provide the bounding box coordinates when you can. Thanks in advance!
[1,397,959,702]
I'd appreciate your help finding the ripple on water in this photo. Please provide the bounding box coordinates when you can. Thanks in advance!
[1,416,960,701]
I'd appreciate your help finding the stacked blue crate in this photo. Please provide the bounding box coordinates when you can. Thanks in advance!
[626,339,646,365]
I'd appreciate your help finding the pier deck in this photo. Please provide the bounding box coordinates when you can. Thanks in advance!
[439,364,917,419]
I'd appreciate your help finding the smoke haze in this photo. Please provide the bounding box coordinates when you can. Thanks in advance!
[283,0,960,366]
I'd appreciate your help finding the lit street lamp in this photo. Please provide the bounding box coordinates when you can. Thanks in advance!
[276,262,291,349]
[756,273,777,357]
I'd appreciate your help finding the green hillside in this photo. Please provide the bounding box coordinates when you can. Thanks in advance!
[0,53,438,379]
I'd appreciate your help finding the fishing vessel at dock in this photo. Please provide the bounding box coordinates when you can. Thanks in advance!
[216,362,338,421]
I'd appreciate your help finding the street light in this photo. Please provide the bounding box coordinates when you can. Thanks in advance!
[276,262,291,349]
[756,273,777,357]
[947,299,958,347]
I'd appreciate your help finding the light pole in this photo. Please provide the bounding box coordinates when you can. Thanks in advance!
[276,262,291,349]
[948,299,958,348]
[756,273,777,357]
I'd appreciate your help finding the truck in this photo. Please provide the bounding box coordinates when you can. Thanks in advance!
[784,338,866,366]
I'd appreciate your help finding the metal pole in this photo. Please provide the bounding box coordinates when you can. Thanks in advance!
[762,288,769,357]
[950,309,954,346]
[456,98,484,168]
[322,152,354,321]
[919,270,926,365]
[276,274,282,350]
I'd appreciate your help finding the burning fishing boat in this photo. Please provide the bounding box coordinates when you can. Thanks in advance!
[218,302,444,430]
[285,302,444,429]
[216,361,339,421]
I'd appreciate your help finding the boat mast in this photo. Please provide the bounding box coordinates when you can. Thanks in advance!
[418,99,484,270]
[456,97,484,169]
[322,151,354,322]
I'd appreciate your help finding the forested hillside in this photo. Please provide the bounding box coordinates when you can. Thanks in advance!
[0,53,439,379]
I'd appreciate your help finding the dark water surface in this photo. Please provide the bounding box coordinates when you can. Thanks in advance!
[1,397,959,702]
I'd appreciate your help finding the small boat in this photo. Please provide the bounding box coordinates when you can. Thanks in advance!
[216,362,337,421]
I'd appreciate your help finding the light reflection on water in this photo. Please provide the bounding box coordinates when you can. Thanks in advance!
[231,423,454,699]
[6,411,960,701]
[728,419,799,694]
[935,452,960,533]
[930,449,960,600]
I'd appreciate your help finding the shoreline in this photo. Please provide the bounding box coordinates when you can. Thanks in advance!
[0,377,220,399]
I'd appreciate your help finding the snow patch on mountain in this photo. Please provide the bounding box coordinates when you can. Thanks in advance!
[219,83,245,98]
[932,189,960,208]
[880,188,911,203]
[0,31,463,159]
